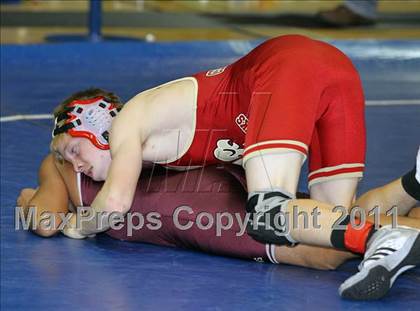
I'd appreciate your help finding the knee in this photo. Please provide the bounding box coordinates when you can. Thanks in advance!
[310,178,358,209]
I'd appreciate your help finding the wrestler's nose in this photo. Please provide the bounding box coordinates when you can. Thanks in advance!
[72,160,83,173]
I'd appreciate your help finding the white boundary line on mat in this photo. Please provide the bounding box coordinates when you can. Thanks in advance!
[366,99,420,106]
[0,99,419,122]
[0,114,53,122]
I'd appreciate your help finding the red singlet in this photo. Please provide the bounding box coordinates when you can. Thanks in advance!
[160,35,366,187]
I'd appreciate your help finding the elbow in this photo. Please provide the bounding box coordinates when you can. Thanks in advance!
[32,227,58,238]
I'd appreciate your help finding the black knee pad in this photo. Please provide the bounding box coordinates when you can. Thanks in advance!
[246,190,298,246]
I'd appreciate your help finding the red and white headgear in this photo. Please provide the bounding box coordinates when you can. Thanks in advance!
[52,97,120,150]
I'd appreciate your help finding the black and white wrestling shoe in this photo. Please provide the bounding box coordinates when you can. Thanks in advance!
[339,225,420,300]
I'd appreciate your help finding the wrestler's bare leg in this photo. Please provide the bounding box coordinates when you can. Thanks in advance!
[356,178,417,216]
[245,153,358,268]
[276,177,361,269]
[245,151,352,246]
[274,209,420,270]
[22,154,419,270]
[243,152,360,274]
[310,178,358,210]
[350,177,420,228]
[274,245,352,270]
[245,152,302,194]
[274,177,420,269]
[245,151,416,247]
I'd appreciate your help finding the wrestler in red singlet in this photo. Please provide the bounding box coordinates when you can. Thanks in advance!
[159,35,366,187]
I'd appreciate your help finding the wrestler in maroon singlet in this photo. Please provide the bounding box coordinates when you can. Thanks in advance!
[78,166,281,263]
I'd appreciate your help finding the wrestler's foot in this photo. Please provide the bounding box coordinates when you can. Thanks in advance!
[317,5,375,27]
[339,225,420,300]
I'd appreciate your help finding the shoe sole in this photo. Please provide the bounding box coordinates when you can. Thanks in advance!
[339,233,420,300]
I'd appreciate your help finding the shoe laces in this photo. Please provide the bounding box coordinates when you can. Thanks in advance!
[359,227,408,269]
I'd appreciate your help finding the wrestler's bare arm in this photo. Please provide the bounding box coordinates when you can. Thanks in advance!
[89,78,196,216]
[90,97,150,215]
[16,154,69,237]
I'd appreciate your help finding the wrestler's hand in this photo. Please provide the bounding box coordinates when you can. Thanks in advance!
[61,213,96,239]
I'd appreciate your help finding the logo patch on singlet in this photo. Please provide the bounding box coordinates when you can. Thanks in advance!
[235,113,248,134]
[206,66,227,77]
[213,139,244,163]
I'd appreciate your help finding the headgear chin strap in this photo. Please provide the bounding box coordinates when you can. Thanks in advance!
[52,96,120,150]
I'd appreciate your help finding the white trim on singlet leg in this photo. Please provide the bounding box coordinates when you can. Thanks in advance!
[270,244,279,264]
[265,244,278,264]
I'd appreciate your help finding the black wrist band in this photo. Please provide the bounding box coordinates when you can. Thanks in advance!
[401,167,420,201]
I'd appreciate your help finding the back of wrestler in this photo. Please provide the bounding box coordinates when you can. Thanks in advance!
[80,166,276,263]
[162,34,358,169]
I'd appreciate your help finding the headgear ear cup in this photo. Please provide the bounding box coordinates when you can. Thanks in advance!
[52,97,120,150]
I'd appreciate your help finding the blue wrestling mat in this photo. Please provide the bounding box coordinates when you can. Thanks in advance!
[1,40,420,310]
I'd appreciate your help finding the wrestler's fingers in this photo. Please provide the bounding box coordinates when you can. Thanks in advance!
[61,213,97,239]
